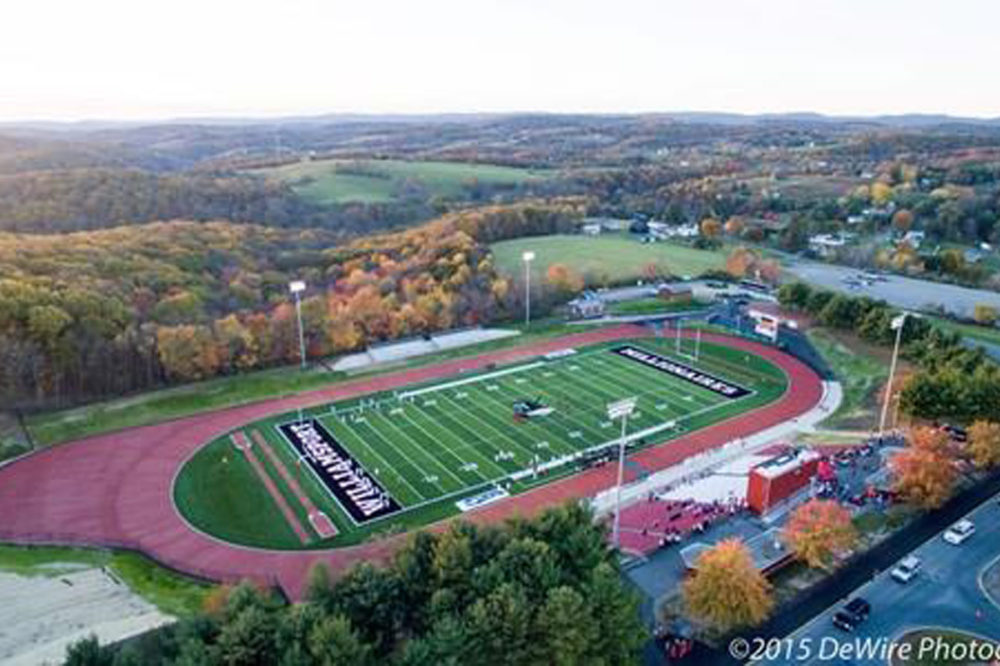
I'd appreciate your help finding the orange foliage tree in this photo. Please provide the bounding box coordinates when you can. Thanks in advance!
[683,538,773,632]
[890,427,957,509]
[724,216,745,236]
[891,209,914,233]
[700,218,722,239]
[783,499,857,570]
[967,420,1000,469]
[546,263,584,295]
[724,247,779,283]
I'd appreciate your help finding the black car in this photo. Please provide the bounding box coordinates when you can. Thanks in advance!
[831,611,858,632]
[832,598,870,632]
[843,597,871,621]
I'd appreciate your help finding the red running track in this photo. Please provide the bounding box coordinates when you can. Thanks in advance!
[0,325,823,600]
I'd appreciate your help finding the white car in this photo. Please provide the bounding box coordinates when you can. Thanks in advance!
[943,519,975,545]
[891,555,922,584]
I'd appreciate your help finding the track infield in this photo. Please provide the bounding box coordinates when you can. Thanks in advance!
[175,336,787,549]
[0,325,823,600]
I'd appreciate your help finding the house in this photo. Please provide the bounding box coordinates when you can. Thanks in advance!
[649,223,699,240]
[901,230,925,248]
[657,284,694,304]
[743,217,789,239]
[964,248,985,264]
[567,296,605,319]
[808,233,847,257]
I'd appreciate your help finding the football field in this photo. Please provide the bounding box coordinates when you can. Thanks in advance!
[176,335,788,548]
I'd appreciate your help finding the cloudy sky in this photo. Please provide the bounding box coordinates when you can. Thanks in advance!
[3,0,998,121]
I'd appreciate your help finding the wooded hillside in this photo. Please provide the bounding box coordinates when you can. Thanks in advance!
[0,200,582,409]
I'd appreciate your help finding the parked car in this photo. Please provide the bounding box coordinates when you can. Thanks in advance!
[842,597,871,621]
[831,597,870,631]
[832,611,859,632]
[943,519,975,545]
[891,555,922,583]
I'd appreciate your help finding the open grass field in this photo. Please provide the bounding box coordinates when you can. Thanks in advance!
[607,298,713,316]
[490,234,726,285]
[174,336,787,550]
[805,328,890,430]
[255,158,549,205]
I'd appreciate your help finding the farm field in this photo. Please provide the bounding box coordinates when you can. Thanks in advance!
[174,336,787,549]
[254,158,549,205]
[490,234,726,285]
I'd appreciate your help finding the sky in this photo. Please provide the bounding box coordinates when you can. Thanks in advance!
[2,0,999,122]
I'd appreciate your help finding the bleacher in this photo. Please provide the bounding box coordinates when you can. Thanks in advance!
[613,498,746,558]
[331,327,520,372]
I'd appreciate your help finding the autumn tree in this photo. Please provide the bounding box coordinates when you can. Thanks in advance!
[683,538,773,632]
[870,181,893,205]
[724,216,745,236]
[783,499,857,570]
[700,218,722,239]
[909,425,950,455]
[891,209,914,233]
[890,429,957,510]
[546,263,584,296]
[156,324,220,381]
[967,420,1000,469]
[973,303,998,326]
[725,246,758,278]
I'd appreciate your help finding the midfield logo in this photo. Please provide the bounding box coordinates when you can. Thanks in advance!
[278,418,402,524]
[612,345,751,399]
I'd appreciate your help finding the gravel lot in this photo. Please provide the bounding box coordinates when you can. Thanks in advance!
[0,568,171,665]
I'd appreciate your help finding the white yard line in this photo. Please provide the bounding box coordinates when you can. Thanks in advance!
[398,361,545,399]
[398,408,501,482]
[364,411,453,494]
[317,417,429,503]
[436,391,543,463]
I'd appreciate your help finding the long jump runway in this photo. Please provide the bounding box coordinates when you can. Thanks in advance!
[0,325,823,600]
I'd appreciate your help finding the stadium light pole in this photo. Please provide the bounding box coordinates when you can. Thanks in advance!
[879,312,910,435]
[522,251,535,327]
[289,280,307,370]
[607,397,638,551]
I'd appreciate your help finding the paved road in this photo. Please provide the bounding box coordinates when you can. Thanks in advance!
[759,491,1000,665]
[787,261,1000,319]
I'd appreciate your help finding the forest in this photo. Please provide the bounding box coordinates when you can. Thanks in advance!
[0,200,582,409]
[64,503,647,666]
[5,113,1000,409]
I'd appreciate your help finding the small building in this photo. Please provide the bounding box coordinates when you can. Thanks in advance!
[808,233,848,257]
[650,223,699,239]
[746,449,820,515]
[901,230,925,248]
[567,297,605,319]
[964,248,984,264]
[581,217,629,232]
[657,284,694,304]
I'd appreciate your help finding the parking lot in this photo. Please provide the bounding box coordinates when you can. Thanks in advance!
[787,261,1000,319]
